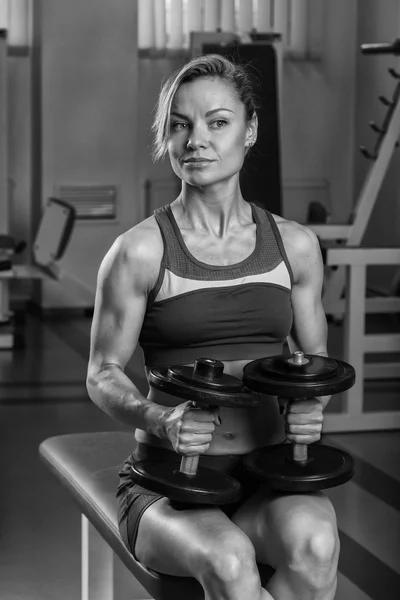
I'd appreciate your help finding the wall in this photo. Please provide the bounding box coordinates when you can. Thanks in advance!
[135,56,184,222]
[281,0,358,223]
[8,56,31,249]
[135,1,359,227]
[7,0,400,307]
[0,33,7,235]
[38,0,138,307]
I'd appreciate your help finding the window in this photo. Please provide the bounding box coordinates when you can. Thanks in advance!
[138,0,325,60]
[0,0,31,53]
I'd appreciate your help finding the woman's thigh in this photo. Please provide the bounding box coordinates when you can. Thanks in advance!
[230,486,338,568]
[133,497,255,578]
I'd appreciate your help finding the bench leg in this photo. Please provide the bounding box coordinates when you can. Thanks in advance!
[81,514,115,600]
[81,514,152,600]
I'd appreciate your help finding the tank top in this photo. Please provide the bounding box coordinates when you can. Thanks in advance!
[139,203,294,366]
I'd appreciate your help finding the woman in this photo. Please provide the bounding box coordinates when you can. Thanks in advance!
[87,55,338,600]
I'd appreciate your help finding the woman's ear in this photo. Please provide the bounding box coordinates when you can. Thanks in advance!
[245,112,258,147]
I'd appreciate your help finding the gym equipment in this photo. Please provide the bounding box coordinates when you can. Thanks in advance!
[242,351,356,492]
[0,197,94,348]
[309,39,400,327]
[319,39,400,433]
[39,432,274,600]
[130,357,260,505]
[0,237,27,272]
[325,246,400,432]
[360,38,400,55]
[0,197,75,324]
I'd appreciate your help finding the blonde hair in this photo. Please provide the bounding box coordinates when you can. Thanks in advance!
[152,54,259,162]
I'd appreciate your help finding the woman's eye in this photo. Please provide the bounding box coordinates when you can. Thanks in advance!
[210,120,227,129]
[171,122,188,131]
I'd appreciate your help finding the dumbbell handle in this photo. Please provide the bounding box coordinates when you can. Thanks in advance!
[179,400,217,477]
[285,394,312,464]
[292,443,308,463]
[180,454,200,476]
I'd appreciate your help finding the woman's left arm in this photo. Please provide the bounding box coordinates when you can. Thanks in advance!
[287,224,330,405]
[282,223,330,444]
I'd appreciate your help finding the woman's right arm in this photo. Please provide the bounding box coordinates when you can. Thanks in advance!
[86,226,168,439]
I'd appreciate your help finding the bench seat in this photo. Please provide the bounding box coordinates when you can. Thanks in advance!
[39,431,273,599]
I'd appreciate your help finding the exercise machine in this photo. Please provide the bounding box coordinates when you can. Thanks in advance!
[309,38,400,320]
[0,197,94,349]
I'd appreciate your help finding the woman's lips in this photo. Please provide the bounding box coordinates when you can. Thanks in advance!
[182,158,216,167]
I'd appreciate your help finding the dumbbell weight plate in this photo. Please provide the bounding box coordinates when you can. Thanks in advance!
[242,355,355,397]
[131,358,260,505]
[244,444,355,492]
[149,365,260,407]
[242,352,356,492]
[131,460,243,504]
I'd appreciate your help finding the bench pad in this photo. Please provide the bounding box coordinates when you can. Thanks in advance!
[39,431,273,599]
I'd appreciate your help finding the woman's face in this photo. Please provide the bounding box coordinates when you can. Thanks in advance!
[167,77,256,187]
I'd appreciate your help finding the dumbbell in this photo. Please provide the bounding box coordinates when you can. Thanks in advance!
[130,357,260,505]
[242,351,356,492]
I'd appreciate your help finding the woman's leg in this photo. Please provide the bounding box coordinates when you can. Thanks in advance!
[231,488,339,600]
[133,497,274,600]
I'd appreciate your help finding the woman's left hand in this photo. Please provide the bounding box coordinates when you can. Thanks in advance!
[278,397,324,444]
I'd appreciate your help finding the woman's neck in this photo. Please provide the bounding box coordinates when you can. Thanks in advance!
[174,182,251,237]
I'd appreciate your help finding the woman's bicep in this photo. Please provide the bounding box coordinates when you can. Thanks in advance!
[289,284,327,355]
[88,239,149,376]
[288,227,327,355]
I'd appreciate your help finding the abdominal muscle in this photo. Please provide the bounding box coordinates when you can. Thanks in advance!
[134,359,286,456]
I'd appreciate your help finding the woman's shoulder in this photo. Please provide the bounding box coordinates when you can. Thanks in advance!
[268,213,319,256]
[121,214,164,261]
[100,215,164,290]
[268,213,322,284]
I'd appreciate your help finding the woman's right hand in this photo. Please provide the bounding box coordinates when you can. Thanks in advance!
[161,401,222,456]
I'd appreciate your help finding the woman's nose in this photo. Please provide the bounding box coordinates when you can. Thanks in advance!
[186,123,209,149]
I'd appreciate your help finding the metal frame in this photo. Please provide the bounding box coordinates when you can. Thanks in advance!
[308,80,400,316]
[323,247,400,433]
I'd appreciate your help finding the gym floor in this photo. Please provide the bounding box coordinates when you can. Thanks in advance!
[0,311,399,600]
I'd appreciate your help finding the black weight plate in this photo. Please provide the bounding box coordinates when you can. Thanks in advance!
[168,365,243,391]
[259,355,338,382]
[130,461,242,505]
[243,356,355,397]
[243,444,355,492]
[149,367,260,408]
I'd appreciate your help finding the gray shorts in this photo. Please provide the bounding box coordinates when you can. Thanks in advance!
[117,442,263,561]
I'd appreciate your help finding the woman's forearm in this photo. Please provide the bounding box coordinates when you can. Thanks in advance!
[86,365,168,439]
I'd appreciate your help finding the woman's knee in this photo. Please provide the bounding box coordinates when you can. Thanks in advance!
[200,530,258,584]
[281,509,339,585]
[307,521,339,566]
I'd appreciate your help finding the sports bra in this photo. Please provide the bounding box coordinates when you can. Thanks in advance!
[139,203,294,366]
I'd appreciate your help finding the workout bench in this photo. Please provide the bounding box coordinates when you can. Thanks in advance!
[39,431,274,600]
